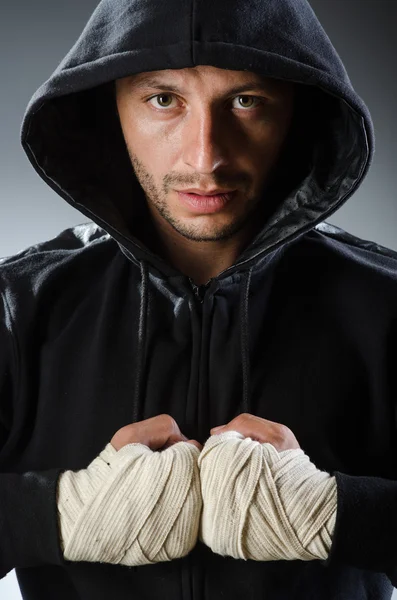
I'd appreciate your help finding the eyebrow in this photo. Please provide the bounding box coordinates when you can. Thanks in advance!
[130,77,278,96]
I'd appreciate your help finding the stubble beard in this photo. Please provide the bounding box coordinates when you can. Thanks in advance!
[128,151,261,243]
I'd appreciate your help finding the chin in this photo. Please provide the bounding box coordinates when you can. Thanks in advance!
[174,219,243,243]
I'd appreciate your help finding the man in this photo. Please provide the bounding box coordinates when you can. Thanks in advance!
[1,0,397,599]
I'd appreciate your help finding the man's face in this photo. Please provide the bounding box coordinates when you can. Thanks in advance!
[115,65,294,243]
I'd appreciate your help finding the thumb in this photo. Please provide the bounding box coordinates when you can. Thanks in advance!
[160,432,191,450]
[185,439,203,451]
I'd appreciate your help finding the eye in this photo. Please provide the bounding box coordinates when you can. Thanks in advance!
[232,95,262,110]
[146,93,263,111]
[147,94,177,109]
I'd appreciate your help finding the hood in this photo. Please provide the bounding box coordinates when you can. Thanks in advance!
[21,0,374,276]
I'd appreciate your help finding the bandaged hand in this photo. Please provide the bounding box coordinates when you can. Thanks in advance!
[198,414,337,561]
[57,440,202,566]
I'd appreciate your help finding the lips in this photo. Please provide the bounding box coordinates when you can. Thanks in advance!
[177,188,235,196]
[177,190,236,214]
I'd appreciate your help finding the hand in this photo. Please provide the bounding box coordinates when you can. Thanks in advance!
[199,413,336,562]
[210,412,300,451]
[58,414,203,567]
[111,414,203,452]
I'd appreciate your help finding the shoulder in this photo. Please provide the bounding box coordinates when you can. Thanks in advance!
[0,222,117,278]
[0,222,119,308]
[0,222,110,267]
[306,222,397,283]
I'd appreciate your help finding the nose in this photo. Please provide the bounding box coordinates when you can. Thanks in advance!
[182,108,230,174]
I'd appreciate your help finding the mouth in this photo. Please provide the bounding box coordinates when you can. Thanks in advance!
[176,190,237,214]
[177,188,235,196]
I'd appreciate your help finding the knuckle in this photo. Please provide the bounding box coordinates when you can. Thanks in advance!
[278,424,291,440]
[239,413,251,422]
[120,423,131,435]
[162,414,177,430]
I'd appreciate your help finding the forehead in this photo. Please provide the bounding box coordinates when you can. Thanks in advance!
[122,65,292,95]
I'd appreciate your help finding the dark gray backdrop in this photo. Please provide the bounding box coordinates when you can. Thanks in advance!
[0,1,396,597]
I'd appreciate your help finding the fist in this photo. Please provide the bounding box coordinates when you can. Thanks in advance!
[198,413,301,559]
[111,414,203,452]
[210,413,300,451]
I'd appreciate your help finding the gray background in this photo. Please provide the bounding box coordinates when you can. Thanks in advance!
[0,0,396,597]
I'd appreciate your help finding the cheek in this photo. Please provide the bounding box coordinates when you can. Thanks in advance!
[235,114,286,150]
[125,116,179,162]
[258,120,292,161]
[238,126,284,176]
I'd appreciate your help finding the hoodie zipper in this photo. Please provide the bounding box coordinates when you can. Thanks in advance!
[188,277,213,306]
[185,276,213,600]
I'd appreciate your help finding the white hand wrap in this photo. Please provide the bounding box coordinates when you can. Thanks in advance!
[57,441,202,566]
[198,431,337,561]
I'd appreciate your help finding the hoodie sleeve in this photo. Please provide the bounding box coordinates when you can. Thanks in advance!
[0,279,66,579]
[324,319,397,587]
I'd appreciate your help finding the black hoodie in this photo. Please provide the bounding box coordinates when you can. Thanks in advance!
[1,0,397,598]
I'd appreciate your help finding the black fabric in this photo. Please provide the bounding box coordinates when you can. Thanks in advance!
[0,469,66,574]
[1,0,396,598]
[330,471,397,584]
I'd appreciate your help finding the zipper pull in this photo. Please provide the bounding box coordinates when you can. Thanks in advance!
[188,277,212,303]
